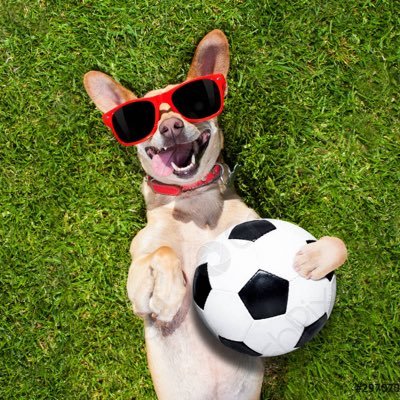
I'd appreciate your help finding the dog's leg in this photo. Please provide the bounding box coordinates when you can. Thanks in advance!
[293,236,348,280]
[127,246,186,324]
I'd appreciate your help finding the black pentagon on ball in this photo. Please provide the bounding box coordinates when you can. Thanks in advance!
[239,269,289,320]
[324,271,335,281]
[295,313,328,348]
[219,336,262,357]
[228,219,276,242]
[193,263,211,310]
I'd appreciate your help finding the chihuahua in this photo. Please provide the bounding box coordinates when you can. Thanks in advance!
[84,30,347,400]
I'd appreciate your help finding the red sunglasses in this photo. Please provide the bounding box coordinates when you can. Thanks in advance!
[102,73,226,146]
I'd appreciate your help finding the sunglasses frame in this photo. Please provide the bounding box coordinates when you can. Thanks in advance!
[102,73,226,146]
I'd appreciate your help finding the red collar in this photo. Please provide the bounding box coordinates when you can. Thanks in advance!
[146,164,223,196]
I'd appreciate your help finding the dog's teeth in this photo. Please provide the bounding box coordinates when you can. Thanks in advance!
[191,153,195,164]
[171,160,196,172]
[193,141,199,154]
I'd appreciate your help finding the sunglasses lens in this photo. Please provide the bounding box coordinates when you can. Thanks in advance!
[172,79,221,119]
[112,101,155,143]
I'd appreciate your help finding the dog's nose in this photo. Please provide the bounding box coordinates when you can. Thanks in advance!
[159,117,184,139]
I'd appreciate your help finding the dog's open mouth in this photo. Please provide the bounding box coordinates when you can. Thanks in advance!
[145,130,211,179]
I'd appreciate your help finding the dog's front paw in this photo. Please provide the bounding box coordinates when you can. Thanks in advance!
[293,236,347,280]
[127,246,187,323]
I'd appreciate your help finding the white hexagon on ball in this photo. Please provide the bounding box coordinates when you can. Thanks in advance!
[203,290,253,342]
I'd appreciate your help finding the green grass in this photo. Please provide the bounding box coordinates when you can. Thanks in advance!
[1,0,399,399]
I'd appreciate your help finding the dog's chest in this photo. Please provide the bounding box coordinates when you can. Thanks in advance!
[173,195,259,279]
[177,223,216,276]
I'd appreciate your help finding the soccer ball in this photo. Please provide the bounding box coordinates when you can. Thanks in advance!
[193,219,336,357]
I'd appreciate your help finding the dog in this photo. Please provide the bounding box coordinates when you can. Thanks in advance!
[84,30,347,400]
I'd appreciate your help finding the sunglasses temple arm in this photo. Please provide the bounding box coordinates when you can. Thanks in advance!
[102,113,113,128]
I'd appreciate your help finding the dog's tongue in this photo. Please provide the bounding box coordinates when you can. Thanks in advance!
[152,149,175,177]
[151,143,193,177]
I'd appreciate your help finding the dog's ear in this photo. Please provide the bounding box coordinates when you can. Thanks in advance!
[187,30,229,80]
[83,71,137,113]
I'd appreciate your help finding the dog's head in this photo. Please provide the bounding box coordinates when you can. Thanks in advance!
[84,30,229,185]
